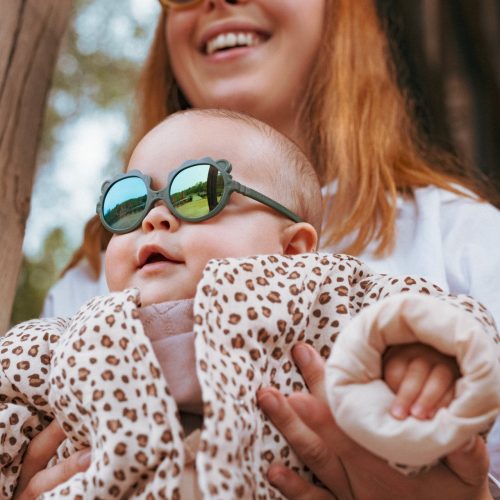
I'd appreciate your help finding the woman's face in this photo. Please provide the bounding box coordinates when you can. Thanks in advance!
[166,0,324,141]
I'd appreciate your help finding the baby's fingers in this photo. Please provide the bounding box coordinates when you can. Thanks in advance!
[383,355,408,394]
[410,364,456,419]
[426,386,455,418]
[390,358,430,419]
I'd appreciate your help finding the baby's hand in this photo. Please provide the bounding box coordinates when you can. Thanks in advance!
[382,343,460,420]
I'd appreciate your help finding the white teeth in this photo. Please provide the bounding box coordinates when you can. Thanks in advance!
[206,31,259,55]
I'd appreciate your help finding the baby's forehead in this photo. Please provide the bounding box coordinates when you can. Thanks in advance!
[156,156,273,186]
[133,122,275,178]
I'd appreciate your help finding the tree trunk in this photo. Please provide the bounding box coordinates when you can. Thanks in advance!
[0,0,71,333]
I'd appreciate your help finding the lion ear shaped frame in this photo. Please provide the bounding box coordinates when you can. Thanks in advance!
[97,157,303,234]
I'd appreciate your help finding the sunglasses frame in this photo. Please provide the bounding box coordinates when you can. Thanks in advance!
[97,157,303,234]
[158,0,203,10]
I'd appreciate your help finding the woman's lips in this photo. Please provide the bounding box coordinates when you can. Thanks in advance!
[205,31,263,55]
[198,21,271,56]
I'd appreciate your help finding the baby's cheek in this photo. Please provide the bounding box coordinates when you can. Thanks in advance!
[105,238,132,292]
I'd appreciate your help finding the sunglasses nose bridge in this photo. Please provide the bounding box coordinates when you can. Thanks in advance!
[150,187,170,207]
[147,188,176,219]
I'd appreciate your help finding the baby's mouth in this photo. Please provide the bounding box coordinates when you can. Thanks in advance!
[138,245,182,269]
[204,31,268,55]
[143,253,169,265]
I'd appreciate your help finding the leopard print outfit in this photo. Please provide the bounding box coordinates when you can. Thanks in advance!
[1,253,498,499]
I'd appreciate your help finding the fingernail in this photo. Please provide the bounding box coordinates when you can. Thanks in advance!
[293,344,311,367]
[258,391,280,413]
[391,404,407,419]
[268,466,287,487]
[410,405,426,419]
[267,472,286,489]
[78,450,92,467]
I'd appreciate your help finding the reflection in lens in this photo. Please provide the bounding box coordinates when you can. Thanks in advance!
[103,177,147,230]
[170,164,224,219]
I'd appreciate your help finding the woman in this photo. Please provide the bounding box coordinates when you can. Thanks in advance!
[30,0,499,498]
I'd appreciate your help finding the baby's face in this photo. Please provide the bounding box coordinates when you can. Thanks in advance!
[105,115,292,306]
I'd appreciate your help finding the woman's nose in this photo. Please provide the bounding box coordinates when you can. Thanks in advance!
[141,203,179,233]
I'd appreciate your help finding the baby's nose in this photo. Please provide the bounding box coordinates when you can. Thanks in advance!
[142,203,179,232]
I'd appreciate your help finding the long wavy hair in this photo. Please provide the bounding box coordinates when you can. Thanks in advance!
[66,0,489,277]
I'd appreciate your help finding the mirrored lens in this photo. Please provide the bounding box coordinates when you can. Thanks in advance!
[103,176,148,231]
[170,164,224,220]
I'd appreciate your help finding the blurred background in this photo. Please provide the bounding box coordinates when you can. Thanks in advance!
[11,0,160,323]
[11,0,500,323]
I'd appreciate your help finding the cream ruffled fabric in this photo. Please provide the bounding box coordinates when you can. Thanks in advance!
[326,293,500,473]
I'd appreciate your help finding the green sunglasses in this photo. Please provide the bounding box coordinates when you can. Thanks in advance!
[97,157,303,234]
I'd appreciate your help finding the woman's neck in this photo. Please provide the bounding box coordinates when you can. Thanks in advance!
[265,112,308,156]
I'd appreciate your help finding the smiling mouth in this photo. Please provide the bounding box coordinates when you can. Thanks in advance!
[204,31,267,55]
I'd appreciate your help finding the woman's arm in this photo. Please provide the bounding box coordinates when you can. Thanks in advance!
[258,343,491,500]
[13,421,90,500]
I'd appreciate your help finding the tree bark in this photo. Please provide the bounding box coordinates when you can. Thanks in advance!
[0,0,71,333]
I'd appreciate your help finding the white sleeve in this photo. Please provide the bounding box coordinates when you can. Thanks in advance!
[440,195,500,328]
[41,253,109,318]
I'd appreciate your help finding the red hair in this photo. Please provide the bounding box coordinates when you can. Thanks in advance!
[67,0,488,277]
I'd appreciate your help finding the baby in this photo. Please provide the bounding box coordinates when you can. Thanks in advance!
[1,109,499,499]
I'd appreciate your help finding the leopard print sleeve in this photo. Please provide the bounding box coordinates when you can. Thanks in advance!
[0,316,66,499]
[42,289,185,499]
[191,252,500,493]
[354,265,500,348]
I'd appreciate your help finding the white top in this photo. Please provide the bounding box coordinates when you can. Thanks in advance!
[41,184,500,481]
[42,254,108,318]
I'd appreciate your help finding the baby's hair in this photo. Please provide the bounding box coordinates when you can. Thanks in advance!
[167,108,323,240]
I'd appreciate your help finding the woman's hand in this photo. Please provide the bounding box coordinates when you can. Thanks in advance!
[13,420,90,500]
[258,343,491,500]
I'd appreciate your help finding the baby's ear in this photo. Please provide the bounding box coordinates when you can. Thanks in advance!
[282,222,318,255]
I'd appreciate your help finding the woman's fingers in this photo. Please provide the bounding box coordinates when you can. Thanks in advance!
[291,343,327,400]
[14,420,67,496]
[263,341,490,500]
[267,464,335,500]
[258,389,329,478]
[258,388,353,498]
[15,448,91,500]
[445,436,490,490]
[13,420,91,500]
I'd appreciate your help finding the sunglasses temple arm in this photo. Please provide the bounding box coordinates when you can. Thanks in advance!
[236,183,303,223]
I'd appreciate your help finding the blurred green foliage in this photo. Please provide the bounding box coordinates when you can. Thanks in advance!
[11,0,157,324]
[10,229,72,324]
[39,0,152,163]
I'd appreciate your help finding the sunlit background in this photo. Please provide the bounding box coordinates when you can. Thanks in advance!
[11,0,160,323]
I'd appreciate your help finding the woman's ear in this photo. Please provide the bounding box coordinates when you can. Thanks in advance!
[281,222,318,255]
